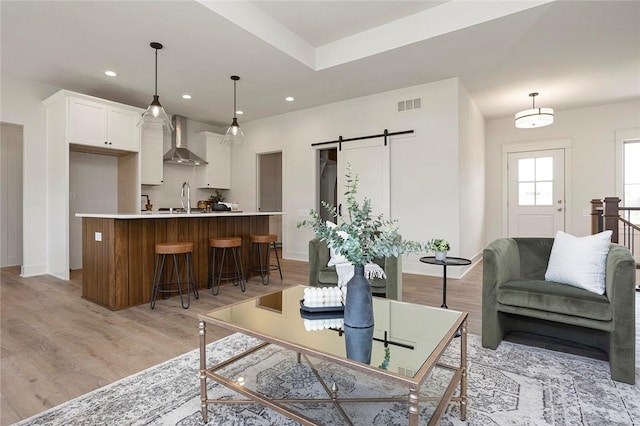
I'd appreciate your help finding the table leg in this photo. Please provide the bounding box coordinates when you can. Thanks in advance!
[441,264,448,309]
[408,385,420,425]
[199,320,208,423]
[460,319,467,421]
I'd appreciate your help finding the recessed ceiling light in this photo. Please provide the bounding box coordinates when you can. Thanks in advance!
[285,96,295,102]
[104,70,117,77]
[182,94,192,100]
[236,110,243,115]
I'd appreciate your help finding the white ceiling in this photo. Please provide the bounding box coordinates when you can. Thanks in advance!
[2,1,639,127]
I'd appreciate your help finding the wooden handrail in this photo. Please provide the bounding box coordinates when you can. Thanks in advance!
[591,198,640,287]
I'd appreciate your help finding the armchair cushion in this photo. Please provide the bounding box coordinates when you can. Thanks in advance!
[497,279,611,321]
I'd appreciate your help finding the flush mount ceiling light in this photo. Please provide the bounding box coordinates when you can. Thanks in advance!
[138,42,173,130]
[515,92,554,129]
[221,75,246,145]
[104,70,117,77]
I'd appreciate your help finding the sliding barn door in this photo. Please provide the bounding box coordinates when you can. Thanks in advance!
[336,138,390,219]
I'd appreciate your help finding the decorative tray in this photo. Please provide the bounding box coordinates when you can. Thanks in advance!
[299,299,344,313]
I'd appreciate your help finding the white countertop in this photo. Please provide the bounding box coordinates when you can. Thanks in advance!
[76,211,285,219]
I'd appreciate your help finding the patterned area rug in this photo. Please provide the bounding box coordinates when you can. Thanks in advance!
[13,333,639,425]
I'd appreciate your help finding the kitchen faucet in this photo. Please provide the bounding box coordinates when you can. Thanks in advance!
[180,182,191,214]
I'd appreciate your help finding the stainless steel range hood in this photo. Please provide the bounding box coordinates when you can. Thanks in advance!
[163,115,207,166]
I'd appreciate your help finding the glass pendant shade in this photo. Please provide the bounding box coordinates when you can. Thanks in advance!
[139,95,173,130]
[221,75,246,145]
[221,117,245,145]
[515,92,554,129]
[138,42,173,131]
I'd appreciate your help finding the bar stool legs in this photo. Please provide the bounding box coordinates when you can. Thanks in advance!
[208,237,245,295]
[249,234,283,285]
[150,242,199,309]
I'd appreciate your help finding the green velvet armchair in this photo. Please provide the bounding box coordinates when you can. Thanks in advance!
[482,237,636,384]
[308,238,402,301]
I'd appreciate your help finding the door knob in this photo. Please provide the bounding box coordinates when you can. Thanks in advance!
[557,208,563,212]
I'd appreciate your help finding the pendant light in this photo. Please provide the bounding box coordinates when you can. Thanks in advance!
[515,92,554,129]
[138,42,173,131]
[221,75,246,145]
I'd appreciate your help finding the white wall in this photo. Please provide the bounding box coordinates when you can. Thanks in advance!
[485,100,640,244]
[69,151,118,269]
[458,81,486,262]
[230,77,484,276]
[0,74,60,276]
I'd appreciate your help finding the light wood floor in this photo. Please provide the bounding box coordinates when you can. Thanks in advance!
[1,258,638,425]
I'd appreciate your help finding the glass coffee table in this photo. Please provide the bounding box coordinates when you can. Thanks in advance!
[198,286,467,425]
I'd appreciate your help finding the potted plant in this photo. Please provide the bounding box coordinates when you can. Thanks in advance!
[209,190,229,211]
[426,238,450,261]
[298,164,424,332]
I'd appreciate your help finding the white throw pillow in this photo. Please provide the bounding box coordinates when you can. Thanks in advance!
[544,230,612,295]
[325,221,350,266]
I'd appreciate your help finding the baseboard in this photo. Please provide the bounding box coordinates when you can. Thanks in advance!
[283,250,309,262]
[20,263,48,277]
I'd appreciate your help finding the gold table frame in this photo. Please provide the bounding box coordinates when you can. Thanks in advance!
[198,289,467,425]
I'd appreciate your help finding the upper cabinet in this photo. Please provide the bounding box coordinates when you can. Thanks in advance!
[68,96,140,152]
[140,122,164,185]
[196,132,231,189]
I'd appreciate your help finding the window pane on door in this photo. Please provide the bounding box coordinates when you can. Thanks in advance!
[536,182,553,205]
[536,157,553,181]
[519,182,535,205]
[519,158,535,181]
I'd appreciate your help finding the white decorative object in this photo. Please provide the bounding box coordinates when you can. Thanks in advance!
[544,230,612,295]
[435,251,447,261]
[303,286,344,307]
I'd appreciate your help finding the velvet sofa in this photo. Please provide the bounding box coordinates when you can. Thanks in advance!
[308,237,402,300]
[482,237,636,384]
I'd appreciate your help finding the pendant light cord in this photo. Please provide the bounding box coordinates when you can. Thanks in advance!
[154,47,158,97]
[233,79,237,120]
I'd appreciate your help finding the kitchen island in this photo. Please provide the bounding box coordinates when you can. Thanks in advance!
[77,212,283,310]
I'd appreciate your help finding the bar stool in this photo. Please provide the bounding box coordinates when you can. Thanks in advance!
[150,242,199,309]
[248,234,282,285]
[208,237,245,295]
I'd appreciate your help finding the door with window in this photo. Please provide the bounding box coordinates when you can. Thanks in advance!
[508,149,565,237]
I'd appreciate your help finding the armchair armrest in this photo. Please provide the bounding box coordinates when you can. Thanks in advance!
[382,255,402,301]
[308,238,324,287]
[605,244,636,313]
[483,238,521,294]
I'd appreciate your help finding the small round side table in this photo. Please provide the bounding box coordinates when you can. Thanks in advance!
[419,256,472,309]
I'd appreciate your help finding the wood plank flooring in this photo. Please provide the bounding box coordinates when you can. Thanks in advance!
[1,258,638,425]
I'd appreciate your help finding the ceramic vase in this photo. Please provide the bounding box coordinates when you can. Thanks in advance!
[343,265,374,328]
[435,251,447,261]
[344,325,374,364]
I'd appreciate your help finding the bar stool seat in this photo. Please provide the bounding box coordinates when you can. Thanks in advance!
[151,242,199,309]
[249,234,282,285]
[209,237,245,295]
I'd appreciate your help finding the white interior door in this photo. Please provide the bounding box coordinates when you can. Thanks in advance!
[508,149,565,237]
[336,138,390,219]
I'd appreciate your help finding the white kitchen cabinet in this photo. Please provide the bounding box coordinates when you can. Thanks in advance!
[68,96,140,152]
[140,123,164,185]
[196,132,231,189]
[42,89,143,280]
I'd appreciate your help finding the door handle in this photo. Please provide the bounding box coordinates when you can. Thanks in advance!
[557,208,563,212]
